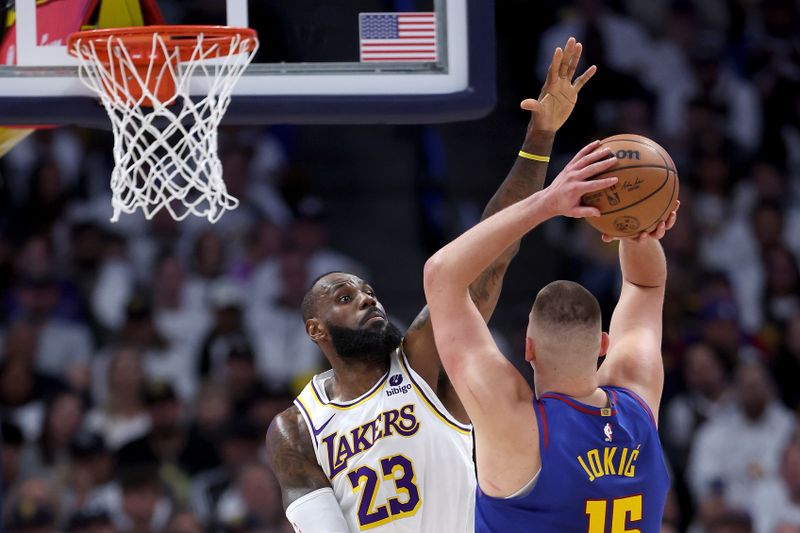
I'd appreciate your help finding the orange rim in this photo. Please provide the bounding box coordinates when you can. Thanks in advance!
[67,25,258,63]
[67,26,257,106]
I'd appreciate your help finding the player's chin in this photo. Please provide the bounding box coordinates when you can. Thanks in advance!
[361,317,388,330]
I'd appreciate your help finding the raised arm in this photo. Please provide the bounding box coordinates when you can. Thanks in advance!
[266,406,349,532]
[597,206,678,421]
[404,37,598,397]
[423,145,617,494]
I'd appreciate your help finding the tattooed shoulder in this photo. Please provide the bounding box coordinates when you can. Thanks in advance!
[266,405,330,507]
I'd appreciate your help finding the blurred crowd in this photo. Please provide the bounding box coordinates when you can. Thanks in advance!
[1,0,800,532]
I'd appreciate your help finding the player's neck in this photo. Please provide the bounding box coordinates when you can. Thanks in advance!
[535,374,605,407]
[327,358,392,402]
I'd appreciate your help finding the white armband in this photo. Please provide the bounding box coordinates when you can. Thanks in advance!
[285,487,350,533]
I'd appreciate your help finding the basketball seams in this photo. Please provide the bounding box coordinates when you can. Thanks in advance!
[613,143,675,235]
[588,135,678,236]
[640,171,678,235]
[599,137,677,171]
[590,169,672,216]
[604,164,676,172]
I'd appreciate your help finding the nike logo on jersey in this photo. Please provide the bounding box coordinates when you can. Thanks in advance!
[315,414,336,436]
[321,404,421,479]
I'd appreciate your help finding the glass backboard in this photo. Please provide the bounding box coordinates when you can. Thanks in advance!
[0,0,495,126]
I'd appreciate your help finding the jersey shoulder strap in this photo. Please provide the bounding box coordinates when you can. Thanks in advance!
[294,373,336,454]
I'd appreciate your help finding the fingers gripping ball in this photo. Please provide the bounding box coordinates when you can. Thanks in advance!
[580,134,679,237]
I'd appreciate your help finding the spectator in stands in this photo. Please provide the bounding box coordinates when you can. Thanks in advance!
[190,420,263,527]
[64,431,116,513]
[751,430,800,533]
[116,381,218,503]
[1,419,25,491]
[191,229,227,283]
[3,476,60,533]
[197,279,255,382]
[190,381,230,448]
[9,270,93,387]
[688,359,796,511]
[760,244,800,330]
[106,295,196,401]
[664,342,731,469]
[535,0,653,150]
[247,249,324,390]
[102,465,172,532]
[0,321,67,440]
[707,509,754,533]
[229,218,282,285]
[86,346,150,450]
[660,30,762,154]
[152,253,210,361]
[90,229,136,333]
[776,312,800,410]
[215,461,285,529]
[164,509,204,533]
[21,389,86,476]
[64,507,115,533]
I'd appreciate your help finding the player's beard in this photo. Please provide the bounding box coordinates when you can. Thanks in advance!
[327,321,403,364]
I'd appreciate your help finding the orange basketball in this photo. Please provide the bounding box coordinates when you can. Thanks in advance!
[580,134,679,237]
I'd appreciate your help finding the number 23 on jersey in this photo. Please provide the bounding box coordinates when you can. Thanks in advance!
[347,454,421,530]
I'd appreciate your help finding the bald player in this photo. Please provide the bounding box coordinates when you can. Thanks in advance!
[423,144,677,532]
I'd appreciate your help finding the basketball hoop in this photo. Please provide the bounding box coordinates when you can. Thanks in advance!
[67,26,258,222]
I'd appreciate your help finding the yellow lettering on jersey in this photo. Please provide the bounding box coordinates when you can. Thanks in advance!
[578,456,596,482]
[588,450,604,478]
[618,447,629,475]
[624,446,640,477]
[577,446,641,482]
[603,447,617,476]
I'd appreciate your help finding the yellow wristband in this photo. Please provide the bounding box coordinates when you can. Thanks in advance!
[518,150,550,162]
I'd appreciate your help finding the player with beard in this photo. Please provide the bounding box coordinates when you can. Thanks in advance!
[266,37,597,533]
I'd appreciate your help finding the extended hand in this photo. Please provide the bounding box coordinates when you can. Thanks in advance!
[540,141,618,219]
[521,37,597,133]
[601,201,680,243]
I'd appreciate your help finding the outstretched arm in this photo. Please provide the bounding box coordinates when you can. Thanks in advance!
[597,205,679,422]
[404,37,597,403]
[423,145,618,495]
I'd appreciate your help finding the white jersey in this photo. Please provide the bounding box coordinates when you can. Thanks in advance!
[295,348,475,532]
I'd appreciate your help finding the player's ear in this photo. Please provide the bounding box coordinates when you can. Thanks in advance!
[525,336,536,363]
[599,331,610,357]
[306,318,326,343]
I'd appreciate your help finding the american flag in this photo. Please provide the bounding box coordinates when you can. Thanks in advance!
[359,12,437,62]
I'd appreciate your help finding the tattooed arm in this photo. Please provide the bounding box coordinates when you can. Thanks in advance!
[403,37,597,418]
[266,406,349,532]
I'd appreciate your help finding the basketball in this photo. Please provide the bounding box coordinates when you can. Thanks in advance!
[580,134,679,237]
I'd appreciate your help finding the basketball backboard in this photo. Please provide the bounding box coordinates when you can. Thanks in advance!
[0,0,495,126]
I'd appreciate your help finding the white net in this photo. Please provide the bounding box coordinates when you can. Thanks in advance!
[70,29,259,222]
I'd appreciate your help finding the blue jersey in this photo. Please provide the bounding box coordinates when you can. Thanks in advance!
[475,386,669,533]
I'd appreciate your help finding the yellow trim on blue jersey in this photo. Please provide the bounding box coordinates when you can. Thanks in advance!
[398,350,472,436]
[310,371,390,410]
